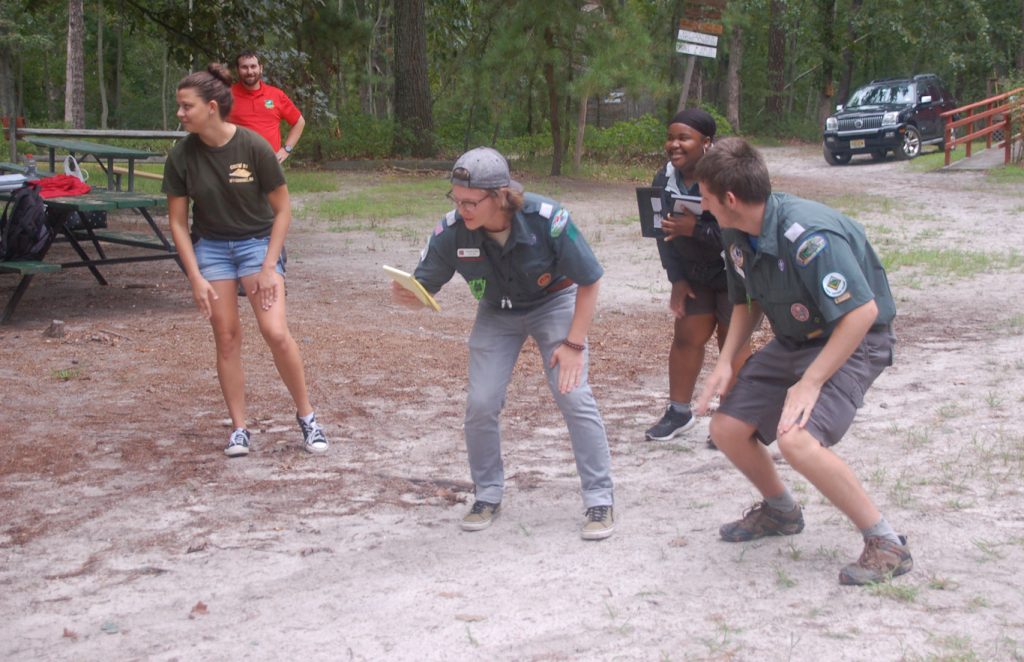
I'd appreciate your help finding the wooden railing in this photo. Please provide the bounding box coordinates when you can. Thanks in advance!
[941,87,1023,166]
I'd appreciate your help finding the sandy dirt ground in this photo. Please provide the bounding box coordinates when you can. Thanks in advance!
[2,144,1023,661]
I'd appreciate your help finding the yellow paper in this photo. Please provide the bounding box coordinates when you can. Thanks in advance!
[383,265,441,311]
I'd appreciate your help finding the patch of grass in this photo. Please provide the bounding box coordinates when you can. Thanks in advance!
[52,367,81,381]
[987,164,1024,184]
[822,192,895,218]
[927,574,959,591]
[909,140,991,171]
[315,180,451,231]
[285,170,344,193]
[866,581,918,602]
[775,566,796,588]
[881,247,1024,279]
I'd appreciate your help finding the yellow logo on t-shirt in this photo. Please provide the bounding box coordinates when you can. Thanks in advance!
[229,163,254,183]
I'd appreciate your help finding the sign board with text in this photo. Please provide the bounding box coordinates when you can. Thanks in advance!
[675,41,717,59]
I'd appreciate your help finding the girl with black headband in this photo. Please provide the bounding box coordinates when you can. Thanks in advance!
[644,109,754,445]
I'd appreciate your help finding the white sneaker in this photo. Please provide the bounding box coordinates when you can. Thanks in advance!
[297,414,329,454]
[224,428,250,457]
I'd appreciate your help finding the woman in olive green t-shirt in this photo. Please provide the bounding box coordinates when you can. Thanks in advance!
[162,63,328,458]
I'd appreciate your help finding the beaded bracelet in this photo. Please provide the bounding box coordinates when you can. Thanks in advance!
[561,339,586,351]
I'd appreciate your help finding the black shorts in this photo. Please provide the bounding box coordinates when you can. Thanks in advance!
[718,326,895,447]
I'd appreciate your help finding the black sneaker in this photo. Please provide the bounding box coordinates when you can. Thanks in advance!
[297,414,329,454]
[645,406,696,441]
[224,428,250,457]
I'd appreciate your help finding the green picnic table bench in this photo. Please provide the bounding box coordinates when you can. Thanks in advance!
[0,188,181,323]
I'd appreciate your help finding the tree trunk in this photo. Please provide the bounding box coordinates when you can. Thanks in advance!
[1018,0,1024,71]
[726,26,742,133]
[98,0,108,129]
[817,0,837,125]
[0,44,15,121]
[161,43,169,130]
[392,0,434,156]
[544,27,562,176]
[65,0,86,129]
[115,0,124,126]
[765,0,786,119]
[573,93,588,169]
[838,0,864,104]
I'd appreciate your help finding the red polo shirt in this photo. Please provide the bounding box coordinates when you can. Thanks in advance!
[228,82,302,152]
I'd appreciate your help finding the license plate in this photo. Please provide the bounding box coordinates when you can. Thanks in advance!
[850,139,865,149]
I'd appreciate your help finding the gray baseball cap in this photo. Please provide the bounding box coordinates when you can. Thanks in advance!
[450,147,522,191]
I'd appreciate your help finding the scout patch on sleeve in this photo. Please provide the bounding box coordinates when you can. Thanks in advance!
[822,272,848,298]
[795,233,828,267]
[468,277,487,300]
[550,208,571,238]
[790,303,810,322]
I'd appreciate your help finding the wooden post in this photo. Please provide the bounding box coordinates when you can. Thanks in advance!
[677,56,696,112]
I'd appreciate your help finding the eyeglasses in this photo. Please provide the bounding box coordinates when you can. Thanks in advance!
[446,190,491,211]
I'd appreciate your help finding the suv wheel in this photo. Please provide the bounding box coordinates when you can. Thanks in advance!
[823,145,852,166]
[897,126,922,160]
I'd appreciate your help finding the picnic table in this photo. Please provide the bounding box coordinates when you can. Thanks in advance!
[24,136,158,192]
[0,188,182,324]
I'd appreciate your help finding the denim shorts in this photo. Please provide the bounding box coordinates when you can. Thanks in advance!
[194,237,286,282]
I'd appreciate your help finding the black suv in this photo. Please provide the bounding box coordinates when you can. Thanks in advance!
[822,74,958,165]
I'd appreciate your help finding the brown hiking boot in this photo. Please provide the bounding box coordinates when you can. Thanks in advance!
[719,502,805,542]
[839,535,913,586]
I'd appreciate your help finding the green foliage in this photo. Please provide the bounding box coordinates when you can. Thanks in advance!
[301,108,395,160]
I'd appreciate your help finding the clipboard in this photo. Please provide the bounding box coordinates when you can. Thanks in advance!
[383,265,441,311]
[668,194,703,217]
[635,186,666,238]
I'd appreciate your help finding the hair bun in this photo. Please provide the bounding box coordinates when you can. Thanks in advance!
[207,62,232,87]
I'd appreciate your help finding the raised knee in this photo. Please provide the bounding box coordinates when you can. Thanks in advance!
[777,429,819,462]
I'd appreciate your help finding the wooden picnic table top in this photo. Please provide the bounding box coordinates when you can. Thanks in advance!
[25,136,158,160]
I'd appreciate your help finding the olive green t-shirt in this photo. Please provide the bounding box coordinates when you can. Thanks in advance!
[161,126,286,240]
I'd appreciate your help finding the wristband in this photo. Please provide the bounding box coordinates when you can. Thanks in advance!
[562,339,585,352]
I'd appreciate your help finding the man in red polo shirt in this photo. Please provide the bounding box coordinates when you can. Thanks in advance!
[228,51,305,163]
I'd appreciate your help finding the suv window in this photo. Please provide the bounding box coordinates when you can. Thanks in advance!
[846,82,914,107]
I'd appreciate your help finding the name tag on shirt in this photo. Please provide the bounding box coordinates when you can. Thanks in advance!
[457,248,482,260]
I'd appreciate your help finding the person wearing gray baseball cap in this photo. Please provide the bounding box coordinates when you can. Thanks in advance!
[390,146,616,540]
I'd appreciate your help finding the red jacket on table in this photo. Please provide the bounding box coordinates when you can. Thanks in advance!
[228,82,302,152]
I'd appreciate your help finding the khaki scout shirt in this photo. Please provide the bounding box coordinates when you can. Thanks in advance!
[722,192,895,346]
[414,193,604,310]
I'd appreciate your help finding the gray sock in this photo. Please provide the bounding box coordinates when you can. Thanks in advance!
[765,489,799,513]
[669,402,691,415]
[862,516,900,545]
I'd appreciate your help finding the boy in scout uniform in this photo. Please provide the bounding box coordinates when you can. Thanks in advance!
[391,147,615,540]
[692,137,912,585]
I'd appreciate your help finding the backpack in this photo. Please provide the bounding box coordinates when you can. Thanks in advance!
[0,183,53,261]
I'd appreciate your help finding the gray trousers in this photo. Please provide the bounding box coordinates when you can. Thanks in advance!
[464,289,614,509]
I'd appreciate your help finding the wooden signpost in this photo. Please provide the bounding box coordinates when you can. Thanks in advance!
[675,1,725,110]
